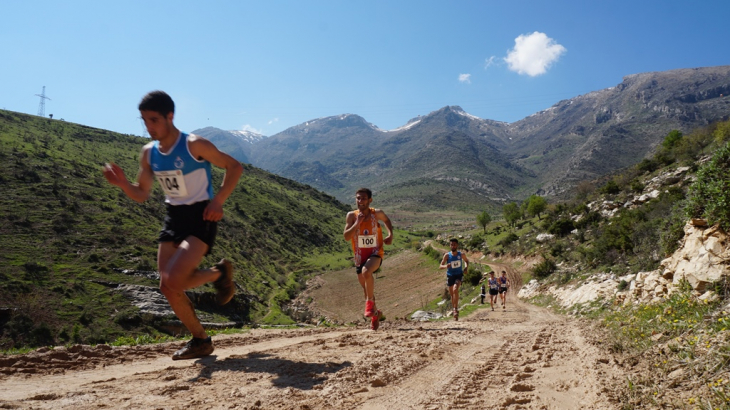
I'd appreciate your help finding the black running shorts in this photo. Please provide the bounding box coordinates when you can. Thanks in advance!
[446,274,463,287]
[158,201,217,255]
[356,255,382,274]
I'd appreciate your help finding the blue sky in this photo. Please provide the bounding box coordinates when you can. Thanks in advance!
[2,1,729,137]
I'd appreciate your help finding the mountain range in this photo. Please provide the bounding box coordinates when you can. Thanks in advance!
[195,65,730,213]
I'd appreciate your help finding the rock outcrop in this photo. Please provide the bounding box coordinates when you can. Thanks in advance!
[519,219,730,310]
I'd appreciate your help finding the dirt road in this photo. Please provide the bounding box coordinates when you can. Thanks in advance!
[0,297,623,409]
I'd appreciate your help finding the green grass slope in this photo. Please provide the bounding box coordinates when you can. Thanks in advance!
[0,109,351,349]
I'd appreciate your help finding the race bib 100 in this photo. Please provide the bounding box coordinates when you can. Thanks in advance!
[154,170,188,197]
[358,235,377,249]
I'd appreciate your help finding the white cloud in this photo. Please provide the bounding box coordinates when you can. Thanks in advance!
[268,118,279,125]
[484,56,498,69]
[241,124,263,134]
[458,73,471,84]
[504,32,566,77]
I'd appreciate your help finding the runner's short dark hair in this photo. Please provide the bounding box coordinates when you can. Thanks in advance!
[450,238,459,244]
[139,90,175,116]
[356,188,372,199]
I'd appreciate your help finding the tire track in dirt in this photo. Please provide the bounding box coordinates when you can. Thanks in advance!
[0,251,624,410]
[0,300,621,410]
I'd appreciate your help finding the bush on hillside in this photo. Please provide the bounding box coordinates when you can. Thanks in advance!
[636,158,659,174]
[532,257,557,279]
[600,179,620,195]
[497,233,519,247]
[686,142,730,232]
[464,266,482,286]
[423,245,442,261]
[548,218,575,237]
[466,234,485,250]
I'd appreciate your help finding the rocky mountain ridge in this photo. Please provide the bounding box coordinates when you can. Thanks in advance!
[197,65,730,211]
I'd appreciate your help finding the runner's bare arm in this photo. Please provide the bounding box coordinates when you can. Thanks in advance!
[375,209,394,245]
[343,211,362,241]
[189,135,244,221]
[102,144,154,203]
[462,254,469,271]
[439,253,450,269]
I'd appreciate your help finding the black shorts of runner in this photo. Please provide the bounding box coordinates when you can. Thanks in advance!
[499,287,508,294]
[356,255,382,274]
[489,289,499,296]
[446,274,463,287]
[158,201,217,255]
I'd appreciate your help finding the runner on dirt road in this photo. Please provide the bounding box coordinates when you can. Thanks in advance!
[499,270,511,310]
[102,90,243,360]
[439,238,469,320]
[343,188,394,330]
[487,271,499,311]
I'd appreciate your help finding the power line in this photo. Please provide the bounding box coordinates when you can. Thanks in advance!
[35,86,51,117]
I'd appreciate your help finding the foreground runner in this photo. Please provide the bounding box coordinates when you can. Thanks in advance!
[499,270,511,310]
[343,188,394,330]
[103,90,243,360]
[439,238,469,320]
[487,272,499,311]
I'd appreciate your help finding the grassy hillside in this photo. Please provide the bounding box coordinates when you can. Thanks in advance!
[0,109,351,349]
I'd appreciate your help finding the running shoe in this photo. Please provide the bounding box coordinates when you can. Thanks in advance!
[370,309,384,330]
[454,308,459,321]
[503,305,506,310]
[364,300,376,317]
[213,259,235,306]
[172,336,214,360]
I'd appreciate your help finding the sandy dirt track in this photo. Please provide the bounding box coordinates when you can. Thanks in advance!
[0,296,625,410]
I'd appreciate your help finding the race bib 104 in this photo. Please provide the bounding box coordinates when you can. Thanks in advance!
[358,235,377,249]
[154,170,188,197]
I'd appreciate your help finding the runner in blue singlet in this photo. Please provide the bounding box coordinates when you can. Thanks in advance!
[439,238,469,321]
[103,91,243,360]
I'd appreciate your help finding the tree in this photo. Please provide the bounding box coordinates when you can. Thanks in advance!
[476,211,491,233]
[526,195,547,220]
[503,202,521,228]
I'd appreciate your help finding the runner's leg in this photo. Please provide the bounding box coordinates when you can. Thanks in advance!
[158,237,218,339]
[357,257,382,302]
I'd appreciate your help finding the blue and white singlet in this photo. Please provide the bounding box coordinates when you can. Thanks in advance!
[148,132,213,205]
[446,251,464,277]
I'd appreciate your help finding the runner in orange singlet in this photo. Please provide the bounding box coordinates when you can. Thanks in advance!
[343,188,394,330]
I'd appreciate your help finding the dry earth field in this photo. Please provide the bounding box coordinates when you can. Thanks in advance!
[0,250,629,409]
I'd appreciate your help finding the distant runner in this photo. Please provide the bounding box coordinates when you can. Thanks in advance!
[343,188,394,330]
[480,283,486,304]
[499,270,511,310]
[439,238,469,321]
[487,271,499,311]
[102,90,243,360]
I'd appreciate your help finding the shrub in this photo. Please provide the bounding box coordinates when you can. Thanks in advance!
[636,158,658,174]
[464,266,482,286]
[617,280,629,291]
[497,233,519,247]
[532,258,557,279]
[466,234,484,250]
[548,218,575,236]
[600,180,620,195]
[686,142,730,231]
[630,179,644,193]
[422,245,442,261]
